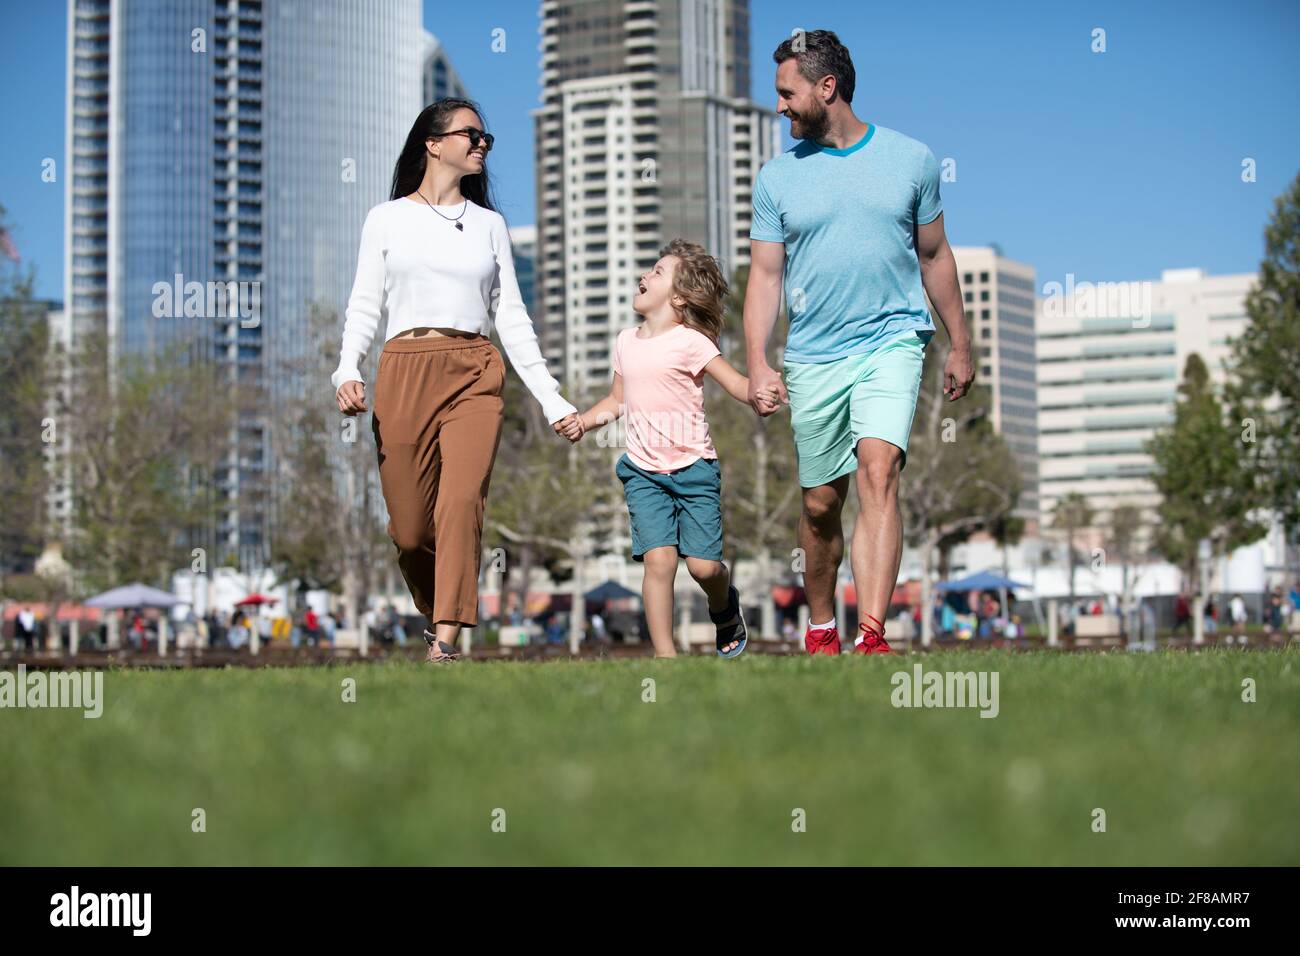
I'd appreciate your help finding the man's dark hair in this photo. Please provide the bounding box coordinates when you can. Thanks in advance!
[772,29,856,104]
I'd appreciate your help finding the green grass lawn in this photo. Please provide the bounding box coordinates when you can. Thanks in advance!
[2,651,1297,865]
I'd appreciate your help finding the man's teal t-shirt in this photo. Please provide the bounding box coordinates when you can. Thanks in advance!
[749,123,942,364]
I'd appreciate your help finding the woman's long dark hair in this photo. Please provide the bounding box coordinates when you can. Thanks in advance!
[389,98,500,214]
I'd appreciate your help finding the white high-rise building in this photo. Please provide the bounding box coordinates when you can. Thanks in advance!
[1035,267,1256,533]
[531,0,779,394]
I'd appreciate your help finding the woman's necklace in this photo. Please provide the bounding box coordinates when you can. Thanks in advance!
[415,190,467,231]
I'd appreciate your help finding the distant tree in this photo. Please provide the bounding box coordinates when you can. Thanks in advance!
[61,327,232,593]
[268,303,389,631]
[0,207,49,581]
[1225,171,1300,574]
[486,368,604,643]
[1051,492,1094,611]
[1148,353,1267,604]
[1105,502,1153,632]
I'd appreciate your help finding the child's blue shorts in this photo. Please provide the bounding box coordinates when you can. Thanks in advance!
[615,453,723,562]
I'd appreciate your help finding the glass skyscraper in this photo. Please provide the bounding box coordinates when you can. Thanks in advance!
[66,0,427,570]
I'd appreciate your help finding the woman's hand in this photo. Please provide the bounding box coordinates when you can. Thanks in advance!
[336,381,367,416]
[554,413,585,443]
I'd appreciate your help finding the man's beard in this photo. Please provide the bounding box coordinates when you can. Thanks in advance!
[789,103,830,142]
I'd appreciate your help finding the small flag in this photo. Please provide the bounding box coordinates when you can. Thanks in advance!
[0,228,19,263]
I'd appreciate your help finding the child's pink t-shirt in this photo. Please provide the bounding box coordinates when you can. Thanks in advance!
[613,323,720,473]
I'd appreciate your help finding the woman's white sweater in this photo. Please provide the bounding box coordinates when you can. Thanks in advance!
[331,197,575,425]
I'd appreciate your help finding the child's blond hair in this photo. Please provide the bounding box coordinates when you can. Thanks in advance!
[659,238,728,345]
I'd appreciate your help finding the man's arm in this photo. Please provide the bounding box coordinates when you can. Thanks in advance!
[916,214,975,401]
[743,239,788,415]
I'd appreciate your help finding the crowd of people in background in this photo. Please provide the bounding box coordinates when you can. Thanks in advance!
[919,582,1300,644]
[1171,586,1298,643]
[5,581,1300,653]
[1,603,340,653]
[928,590,1022,641]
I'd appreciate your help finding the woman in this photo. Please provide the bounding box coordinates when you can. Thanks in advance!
[334,98,581,663]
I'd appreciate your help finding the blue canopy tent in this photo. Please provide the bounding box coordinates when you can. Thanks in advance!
[934,571,1031,593]
[934,571,1034,639]
[84,583,182,653]
[84,583,181,609]
[584,580,639,603]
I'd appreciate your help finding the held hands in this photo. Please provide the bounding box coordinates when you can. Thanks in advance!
[754,384,783,410]
[336,381,367,416]
[554,413,585,443]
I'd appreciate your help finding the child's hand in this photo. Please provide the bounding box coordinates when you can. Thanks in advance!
[755,384,785,409]
[554,413,585,443]
[564,415,586,442]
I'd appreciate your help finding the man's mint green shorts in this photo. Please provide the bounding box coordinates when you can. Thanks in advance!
[783,330,932,488]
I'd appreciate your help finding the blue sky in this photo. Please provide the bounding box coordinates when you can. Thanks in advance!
[3,0,1298,302]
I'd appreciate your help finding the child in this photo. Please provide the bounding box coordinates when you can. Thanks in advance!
[566,240,775,658]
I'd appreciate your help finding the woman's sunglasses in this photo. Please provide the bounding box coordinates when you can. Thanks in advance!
[431,127,494,153]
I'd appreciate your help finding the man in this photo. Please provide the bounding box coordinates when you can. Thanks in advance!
[1173,591,1191,635]
[383,605,405,647]
[1263,589,1285,639]
[303,606,320,647]
[1139,599,1157,651]
[1227,593,1248,646]
[16,605,37,652]
[744,30,974,655]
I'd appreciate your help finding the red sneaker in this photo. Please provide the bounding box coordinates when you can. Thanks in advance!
[804,623,842,656]
[854,614,894,655]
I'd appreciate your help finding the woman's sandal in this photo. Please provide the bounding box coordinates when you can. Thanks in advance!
[710,585,748,659]
[422,629,461,663]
